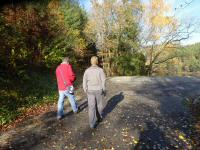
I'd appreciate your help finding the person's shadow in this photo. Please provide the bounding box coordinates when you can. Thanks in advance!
[63,100,88,117]
[102,92,124,118]
[133,121,173,150]
[63,92,124,120]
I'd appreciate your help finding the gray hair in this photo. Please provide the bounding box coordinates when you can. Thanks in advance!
[91,56,98,65]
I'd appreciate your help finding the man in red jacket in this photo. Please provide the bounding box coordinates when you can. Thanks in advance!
[56,57,78,120]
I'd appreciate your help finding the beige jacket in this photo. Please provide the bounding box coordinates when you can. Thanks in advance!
[83,65,106,92]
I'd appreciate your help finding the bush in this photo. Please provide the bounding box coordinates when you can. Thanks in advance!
[113,52,146,76]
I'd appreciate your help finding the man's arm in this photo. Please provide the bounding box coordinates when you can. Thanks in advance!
[100,69,106,91]
[83,71,87,93]
[68,64,76,82]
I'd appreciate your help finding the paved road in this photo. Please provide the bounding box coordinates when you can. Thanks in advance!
[1,77,200,150]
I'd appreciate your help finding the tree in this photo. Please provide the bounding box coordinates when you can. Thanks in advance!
[85,0,142,76]
[45,0,88,67]
[0,0,88,71]
[181,43,200,72]
[140,0,194,76]
[0,0,89,125]
[0,1,50,70]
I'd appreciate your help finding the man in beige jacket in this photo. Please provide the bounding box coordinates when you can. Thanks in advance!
[83,56,106,129]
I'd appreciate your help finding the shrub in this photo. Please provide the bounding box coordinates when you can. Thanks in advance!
[113,52,146,76]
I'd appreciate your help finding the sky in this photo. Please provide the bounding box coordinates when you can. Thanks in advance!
[79,0,200,45]
[171,0,200,45]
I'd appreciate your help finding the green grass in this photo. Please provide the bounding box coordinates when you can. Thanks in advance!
[0,69,58,125]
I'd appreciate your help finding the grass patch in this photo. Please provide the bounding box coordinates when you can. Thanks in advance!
[0,69,58,125]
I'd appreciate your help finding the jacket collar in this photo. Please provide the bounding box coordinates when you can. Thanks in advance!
[91,65,98,67]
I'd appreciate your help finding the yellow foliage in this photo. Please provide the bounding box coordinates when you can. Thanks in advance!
[151,0,171,12]
[143,0,178,42]
[48,0,60,10]
[151,15,172,27]
[48,0,64,24]
[132,139,138,144]
[146,0,177,28]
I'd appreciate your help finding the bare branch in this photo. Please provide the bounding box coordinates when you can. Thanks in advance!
[154,55,178,65]
[175,0,194,10]
[150,22,194,67]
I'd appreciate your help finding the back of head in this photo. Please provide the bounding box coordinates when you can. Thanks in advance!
[91,56,98,66]
[62,57,69,64]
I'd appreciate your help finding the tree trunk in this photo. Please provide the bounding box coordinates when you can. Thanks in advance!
[148,63,153,76]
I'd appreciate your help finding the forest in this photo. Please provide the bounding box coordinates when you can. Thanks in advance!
[0,0,199,126]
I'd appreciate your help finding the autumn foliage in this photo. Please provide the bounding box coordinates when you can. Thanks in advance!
[0,0,88,125]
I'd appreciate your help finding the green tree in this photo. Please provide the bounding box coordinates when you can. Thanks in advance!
[113,52,146,76]
[85,0,142,76]
[45,0,88,68]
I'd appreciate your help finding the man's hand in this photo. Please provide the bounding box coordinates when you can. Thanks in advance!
[102,90,106,97]
[84,89,87,93]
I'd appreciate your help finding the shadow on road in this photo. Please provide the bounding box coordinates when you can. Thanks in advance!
[0,99,89,150]
[2,77,199,149]
[122,77,200,149]
[133,121,173,150]
[63,100,88,118]
[103,92,124,118]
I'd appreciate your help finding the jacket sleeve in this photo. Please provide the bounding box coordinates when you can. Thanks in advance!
[68,65,76,82]
[83,71,87,93]
[100,69,106,91]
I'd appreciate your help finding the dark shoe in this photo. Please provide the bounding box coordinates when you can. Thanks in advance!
[90,123,97,129]
[98,116,103,123]
[74,111,78,114]
[90,124,97,130]
[74,107,80,114]
[90,121,99,129]
[90,126,95,129]
[98,117,103,123]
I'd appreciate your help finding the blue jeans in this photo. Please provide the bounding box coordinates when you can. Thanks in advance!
[57,90,78,117]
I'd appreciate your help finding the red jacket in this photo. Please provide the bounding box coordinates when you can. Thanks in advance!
[56,63,76,91]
